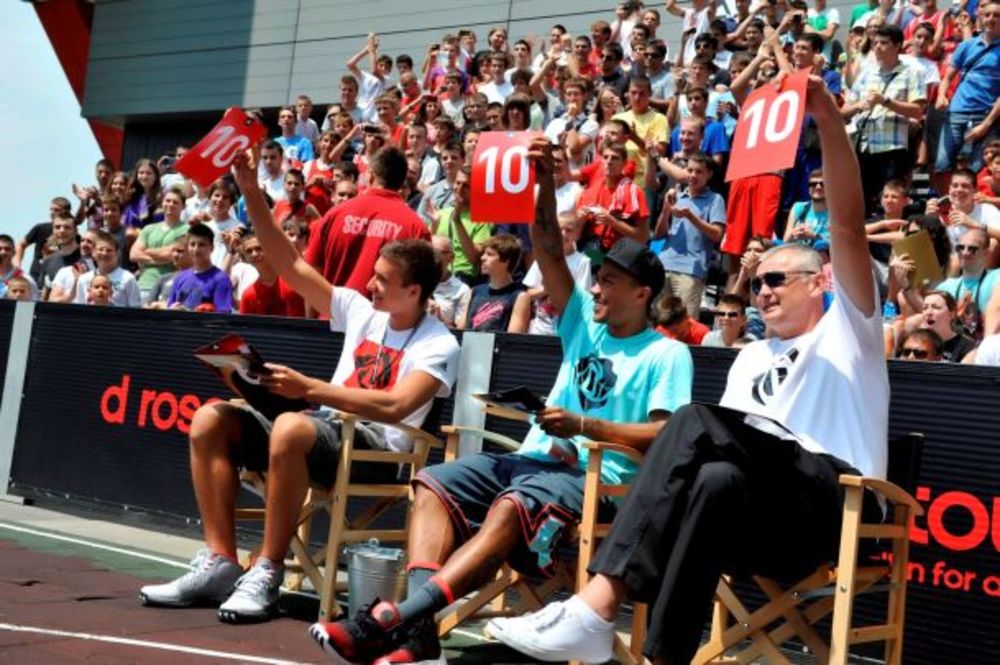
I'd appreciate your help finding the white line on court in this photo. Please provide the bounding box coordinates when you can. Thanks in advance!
[0,521,190,569]
[0,623,304,664]
[0,520,492,644]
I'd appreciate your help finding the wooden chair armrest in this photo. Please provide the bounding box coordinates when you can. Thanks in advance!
[440,424,521,452]
[840,474,925,516]
[583,440,645,464]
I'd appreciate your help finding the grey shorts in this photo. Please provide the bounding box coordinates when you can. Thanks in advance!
[231,404,399,489]
[414,452,617,576]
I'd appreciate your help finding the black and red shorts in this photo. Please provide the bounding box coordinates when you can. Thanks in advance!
[414,452,616,576]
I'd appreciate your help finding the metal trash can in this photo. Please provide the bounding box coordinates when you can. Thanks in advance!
[344,539,406,616]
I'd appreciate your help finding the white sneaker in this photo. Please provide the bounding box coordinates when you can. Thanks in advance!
[486,596,614,664]
[217,557,284,623]
[139,549,243,607]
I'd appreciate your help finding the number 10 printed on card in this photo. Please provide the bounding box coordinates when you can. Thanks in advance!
[470,132,542,224]
[175,108,268,188]
[725,70,809,182]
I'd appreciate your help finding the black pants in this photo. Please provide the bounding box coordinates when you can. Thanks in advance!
[857,148,911,217]
[588,403,855,664]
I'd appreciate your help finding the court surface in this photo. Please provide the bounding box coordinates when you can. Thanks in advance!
[0,501,524,664]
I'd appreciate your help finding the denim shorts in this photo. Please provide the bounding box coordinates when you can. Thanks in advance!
[231,405,398,489]
[414,452,616,576]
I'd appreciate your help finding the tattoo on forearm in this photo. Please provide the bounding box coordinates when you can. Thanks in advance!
[535,194,563,259]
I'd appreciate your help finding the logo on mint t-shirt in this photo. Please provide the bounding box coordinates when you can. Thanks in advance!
[575,354,617,409]
[751,348,799,405]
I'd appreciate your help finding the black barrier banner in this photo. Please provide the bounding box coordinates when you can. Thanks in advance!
[10,304,342,517]
[0,300,16,413]
[7,305,1000,663]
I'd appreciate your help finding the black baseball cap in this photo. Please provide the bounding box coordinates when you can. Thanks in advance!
[603,238,665,295]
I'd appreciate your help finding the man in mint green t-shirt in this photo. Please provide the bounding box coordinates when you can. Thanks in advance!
[313,140,693,665]
[433,168,492,283]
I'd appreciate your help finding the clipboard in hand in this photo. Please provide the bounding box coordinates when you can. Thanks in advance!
[891,230,944,290]
[473,386,547,415]
[194,333,309,421]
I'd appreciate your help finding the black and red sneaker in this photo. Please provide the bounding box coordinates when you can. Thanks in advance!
[309,598,403,664]
[373,617,446,665]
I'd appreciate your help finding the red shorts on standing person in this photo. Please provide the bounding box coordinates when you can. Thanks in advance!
[720,173,782,256]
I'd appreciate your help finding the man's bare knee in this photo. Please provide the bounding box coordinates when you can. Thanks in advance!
[269,412,316,459]
[189,403,241,453]
[479,498,521,536]
[413,484,446,514]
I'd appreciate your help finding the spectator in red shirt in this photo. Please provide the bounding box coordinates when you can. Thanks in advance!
[978,143,1000,207]
[577,144,649,258]
[374,95,405,146]
[571,35,598,78]
[238,230,305,318]
[589,20,612,72]
[655,294,710,345]
[272,169,320,229]
[302,131,340,216]
[305,146,430,297]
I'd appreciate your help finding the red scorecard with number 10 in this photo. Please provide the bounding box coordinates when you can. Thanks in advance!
[175,108,268,188]
[470,132,542,224]
[725,70,809,182]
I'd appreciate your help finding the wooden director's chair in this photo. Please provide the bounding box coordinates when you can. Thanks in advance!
[434,404,650,665]
[693,433,925,665]
[236,407,443,621]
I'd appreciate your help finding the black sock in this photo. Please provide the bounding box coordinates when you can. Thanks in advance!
[395,576,453,624]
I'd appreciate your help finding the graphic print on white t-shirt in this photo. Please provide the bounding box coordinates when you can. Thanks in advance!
[750,347,800,406]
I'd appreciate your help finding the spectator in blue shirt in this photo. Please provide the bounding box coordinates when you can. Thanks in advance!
[653,153,727,318]
[669,87,730,167]
[933,0,1000,190]
[275,107,315,164]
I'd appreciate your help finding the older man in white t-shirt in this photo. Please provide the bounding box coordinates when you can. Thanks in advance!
[488,76,889,665]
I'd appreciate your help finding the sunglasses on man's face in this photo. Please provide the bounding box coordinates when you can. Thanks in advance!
[716,310,742,318]
[750,270,817,295]
[808,180,824,188]
[899,347,930,359]
[956,244,982,254]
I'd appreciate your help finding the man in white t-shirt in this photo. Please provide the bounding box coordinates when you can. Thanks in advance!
[139,151,460,626]
[429,235,471,328]
[73,231,141,307]
[346,33,392,122]
[488,76,889,665]
[972,334,1000,365]
[544,79,599,169]
[925,168,1000,247]
[479,53,515,104]
[552,147,583,215]
[47,230,95,303]
[202,181,243,269]
[257,141,287,203]
[515,213,592,335]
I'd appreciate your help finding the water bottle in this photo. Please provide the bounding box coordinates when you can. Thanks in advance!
[883,300,899,323]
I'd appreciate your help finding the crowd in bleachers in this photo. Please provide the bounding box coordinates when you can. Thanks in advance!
[6,0,1000,363]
